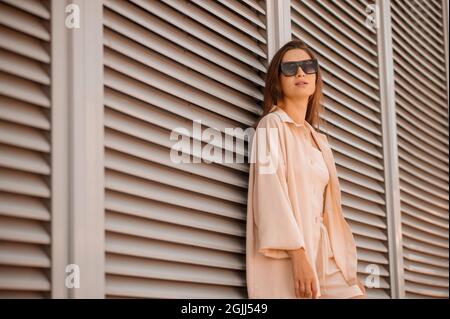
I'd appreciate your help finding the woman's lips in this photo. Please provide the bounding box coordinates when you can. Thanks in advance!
[295,81,308,86]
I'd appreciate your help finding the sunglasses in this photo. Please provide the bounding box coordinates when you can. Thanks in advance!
[280,59,319,76]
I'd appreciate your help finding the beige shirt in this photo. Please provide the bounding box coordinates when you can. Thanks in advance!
[246,105,359,298]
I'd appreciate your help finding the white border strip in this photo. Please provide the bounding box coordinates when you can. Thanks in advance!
[69,0,104,298]
[266,0,291,62]
[377,0,405,299]
[51,0,70,299]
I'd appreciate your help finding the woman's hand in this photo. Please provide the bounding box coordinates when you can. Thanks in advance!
[287,248,318,299]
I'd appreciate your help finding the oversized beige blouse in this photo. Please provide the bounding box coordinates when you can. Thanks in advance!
[246,105,359,298]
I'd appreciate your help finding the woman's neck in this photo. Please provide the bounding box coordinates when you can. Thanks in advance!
[277,97,309,125]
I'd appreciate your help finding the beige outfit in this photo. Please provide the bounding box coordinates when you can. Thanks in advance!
[246,105,363,299]
[310,147,363,299]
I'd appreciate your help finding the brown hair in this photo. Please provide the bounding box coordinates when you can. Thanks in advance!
[253,39,326,133]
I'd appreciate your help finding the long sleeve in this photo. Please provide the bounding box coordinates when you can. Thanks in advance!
[250,116,305,259]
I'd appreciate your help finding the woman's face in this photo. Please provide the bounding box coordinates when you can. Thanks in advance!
[279,49,317,101]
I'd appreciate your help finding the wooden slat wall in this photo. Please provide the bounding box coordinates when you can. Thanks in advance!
[102,0,267,298]
[391,0,449,299]
[0,0,52,298]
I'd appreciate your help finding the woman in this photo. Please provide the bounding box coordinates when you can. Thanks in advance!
[246,39,366,299]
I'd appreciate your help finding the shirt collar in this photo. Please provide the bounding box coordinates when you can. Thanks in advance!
[269,104,313,130]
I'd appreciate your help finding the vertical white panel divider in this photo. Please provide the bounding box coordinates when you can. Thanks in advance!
[266,0,291,62]
[52,0,104,298]
[51,0,70,299]
[376,0,405,299]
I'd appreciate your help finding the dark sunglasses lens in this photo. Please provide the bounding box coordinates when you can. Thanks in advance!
[281,63,298,76]
[301,60,318,74]
[281,60,318,76]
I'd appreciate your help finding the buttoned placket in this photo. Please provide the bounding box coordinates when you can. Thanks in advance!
[272,105,332,295]
[303,125,332,296]
[300,125,331,295]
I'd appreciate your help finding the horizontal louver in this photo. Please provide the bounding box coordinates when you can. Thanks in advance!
[103,0,267,298]
[0,0,51,298]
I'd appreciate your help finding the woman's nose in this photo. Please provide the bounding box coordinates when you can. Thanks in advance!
[296,66,306,77]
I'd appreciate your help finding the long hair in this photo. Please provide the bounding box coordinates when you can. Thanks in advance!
[254,39,326,133]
